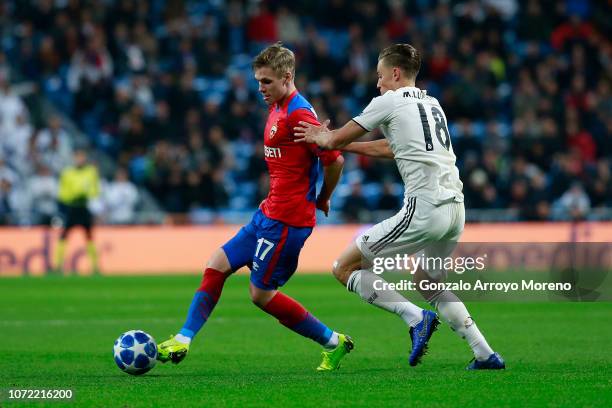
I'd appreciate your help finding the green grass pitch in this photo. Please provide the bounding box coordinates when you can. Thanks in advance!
[1,274,611,407]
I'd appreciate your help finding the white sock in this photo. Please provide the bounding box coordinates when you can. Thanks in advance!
[174,334,192,345]
[430,291,494,361]
[324,331,339,349]
[347,270,423,327]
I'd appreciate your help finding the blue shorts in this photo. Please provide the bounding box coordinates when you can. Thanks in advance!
[222,210,313,290]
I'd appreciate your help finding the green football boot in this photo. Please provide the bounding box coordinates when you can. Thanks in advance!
[157,335,190,364]
[316,334,354,371]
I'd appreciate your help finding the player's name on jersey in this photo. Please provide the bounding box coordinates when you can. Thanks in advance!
[402,89,428,99]
[372,279,573,293]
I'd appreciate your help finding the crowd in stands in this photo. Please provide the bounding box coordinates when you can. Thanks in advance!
[0,70,140,225]
[0,0,610,224]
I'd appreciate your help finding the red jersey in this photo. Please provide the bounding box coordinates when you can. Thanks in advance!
[260,90,341,227]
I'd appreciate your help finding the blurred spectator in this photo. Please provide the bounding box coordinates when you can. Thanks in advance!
[466,169,495,209]
[587,160,611,208]
[526,171,551,221]
[27,165,58,225]
[566,123,596,164]
[551,15,594,51]
[341,182,370,223]
[0,158,17,185]
[277,7,302,46]
[517,0,553,42]
[0,0,609,224]
[553,182,591,221]
[0,69,29,154]
[67,34,113,93]
[377,182,400,211]
[101,168,139,224]
[0,170,30,225]
[0,177,16,225]
[247,3,278,45]
[34,115,72,174]
[145,101,174,144]
[3,112,33,174]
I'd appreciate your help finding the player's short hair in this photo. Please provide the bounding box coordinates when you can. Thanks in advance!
[378,44,421,79]
[252,42,295,78]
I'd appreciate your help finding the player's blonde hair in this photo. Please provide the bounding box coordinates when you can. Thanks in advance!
[379,44,421,80]
[252,42,295,78]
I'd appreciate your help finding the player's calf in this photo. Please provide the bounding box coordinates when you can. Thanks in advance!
[257,289,352,369]
[159,260,232,365]
[259,290,332,344]
[426,289,499,365]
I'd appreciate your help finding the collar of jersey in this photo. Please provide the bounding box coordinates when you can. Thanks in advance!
[398,86,427,94]
[275,89,299,112]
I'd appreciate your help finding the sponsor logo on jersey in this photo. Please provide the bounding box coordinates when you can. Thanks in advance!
[264,145,282,158]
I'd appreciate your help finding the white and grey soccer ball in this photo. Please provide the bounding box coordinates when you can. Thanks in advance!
[113,330,157,375]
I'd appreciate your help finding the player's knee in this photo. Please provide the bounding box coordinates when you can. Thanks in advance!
[331,259,342,279]
[250,293,270,309]
[332,259,352,285]
[249,285,273,308]
[250,295,266,308]
[206,248,233,274]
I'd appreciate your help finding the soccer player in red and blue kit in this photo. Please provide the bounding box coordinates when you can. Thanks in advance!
[157,43,353,371]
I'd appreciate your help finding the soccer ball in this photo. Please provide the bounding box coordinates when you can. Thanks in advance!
[113,330,157,375]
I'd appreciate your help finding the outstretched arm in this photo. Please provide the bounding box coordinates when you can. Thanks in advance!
[316,155,344,216]
[342,139,394,159]
[294,120,368,150]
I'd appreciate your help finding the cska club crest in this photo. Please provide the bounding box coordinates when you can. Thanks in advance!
[269,122,278,139]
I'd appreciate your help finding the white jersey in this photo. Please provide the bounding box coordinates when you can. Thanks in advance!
[353,86,464,206]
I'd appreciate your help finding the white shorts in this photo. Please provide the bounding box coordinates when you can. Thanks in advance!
[356,197,465,279]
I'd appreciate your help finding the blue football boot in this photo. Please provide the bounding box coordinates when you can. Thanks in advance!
[466,352,506,370]
[408,309,440,366]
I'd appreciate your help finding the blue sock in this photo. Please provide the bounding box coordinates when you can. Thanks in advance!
[179,291,216,338]
[292,313,334,345]
[179,268,227,339]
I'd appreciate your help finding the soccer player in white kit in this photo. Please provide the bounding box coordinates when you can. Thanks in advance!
[295,44,504,369]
